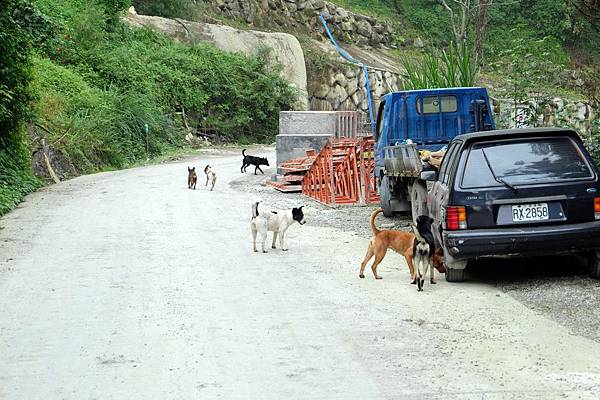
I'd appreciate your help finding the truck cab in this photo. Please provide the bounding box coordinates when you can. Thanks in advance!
[375,87,495,218]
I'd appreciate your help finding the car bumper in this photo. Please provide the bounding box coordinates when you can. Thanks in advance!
[443,221,600,260]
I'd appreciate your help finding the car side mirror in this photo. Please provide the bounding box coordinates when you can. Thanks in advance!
[420,170,437,181]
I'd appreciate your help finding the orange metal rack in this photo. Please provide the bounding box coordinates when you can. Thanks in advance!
[301,136,379,206]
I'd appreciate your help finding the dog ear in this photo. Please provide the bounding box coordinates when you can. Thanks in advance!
[192,167,195,171]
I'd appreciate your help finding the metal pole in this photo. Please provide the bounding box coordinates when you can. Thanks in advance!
[144,123,149,160]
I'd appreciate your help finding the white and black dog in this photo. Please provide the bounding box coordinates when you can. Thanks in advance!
[250,201,305,253]
[412,215,436,291]
[204,165,217,191]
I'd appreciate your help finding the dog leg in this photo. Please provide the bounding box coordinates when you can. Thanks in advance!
[430,258,436,284]
[405,251,417,284]
[370,253,385,279]
[359,244,374,279]
[257,166,264,174]
[419,259,425,291]
[271,231,278,249]
[260,230,268,253]
[205,175,209,186]
[251,224,258,253]
[279,229,288,251]
[211,178,215,191]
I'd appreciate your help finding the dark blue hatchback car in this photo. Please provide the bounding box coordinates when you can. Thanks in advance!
[425,128,600,282]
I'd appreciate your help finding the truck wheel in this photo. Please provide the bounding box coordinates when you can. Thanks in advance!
[380,176,394,217]
[588,251,600,279]
[410,181,428,222]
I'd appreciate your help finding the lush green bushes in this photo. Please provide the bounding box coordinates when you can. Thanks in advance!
[0,0,41,216]
[1,0,297,214]
[131,0,199,19]
[29,0,297,171]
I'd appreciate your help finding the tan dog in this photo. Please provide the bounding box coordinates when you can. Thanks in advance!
[359,208,445,282]
[204,165,216,191]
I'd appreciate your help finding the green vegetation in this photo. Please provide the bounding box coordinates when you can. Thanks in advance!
[401,42,478,89]
[0,0,41,215]
[1,0,297,215]
[131,0,200,19]
[330,1,598,91]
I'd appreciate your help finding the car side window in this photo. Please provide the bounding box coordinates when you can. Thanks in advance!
[439,143,459,184]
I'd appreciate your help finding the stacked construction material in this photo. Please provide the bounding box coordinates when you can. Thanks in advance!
[268,111,360,193]
[302,136,379,206]
[266,150,317,193]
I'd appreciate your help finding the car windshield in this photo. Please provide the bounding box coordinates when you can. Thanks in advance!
[461,136,593,188]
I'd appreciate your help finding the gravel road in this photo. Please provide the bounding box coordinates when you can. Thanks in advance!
[235,149,600,345]
[1,148,600,399]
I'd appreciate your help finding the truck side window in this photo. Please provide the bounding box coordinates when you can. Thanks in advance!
[417,95,458,114]
[375,101,386,141]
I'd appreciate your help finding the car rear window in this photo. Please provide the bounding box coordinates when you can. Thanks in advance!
[461,137,593,188]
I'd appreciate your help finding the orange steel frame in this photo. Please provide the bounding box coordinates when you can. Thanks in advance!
[301,136,379,206]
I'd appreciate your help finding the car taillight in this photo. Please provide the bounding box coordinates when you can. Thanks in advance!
[595,197,600,220]
[446,206,467,230]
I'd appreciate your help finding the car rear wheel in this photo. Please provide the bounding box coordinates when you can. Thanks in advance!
[444,253,467,282]
[445,268,465,282]
[588,251,600,279]
[380,176,394,217]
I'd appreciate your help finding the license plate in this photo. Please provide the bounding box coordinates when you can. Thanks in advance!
[511,203,549,222]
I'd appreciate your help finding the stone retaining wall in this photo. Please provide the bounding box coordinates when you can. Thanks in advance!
[207,0,395,48]
[307,64,402,113]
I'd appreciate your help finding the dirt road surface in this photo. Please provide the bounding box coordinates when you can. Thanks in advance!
[1,150,600,399]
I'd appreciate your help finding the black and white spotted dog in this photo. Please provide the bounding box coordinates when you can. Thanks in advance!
[250,201,305,253]
[412,215,436,291]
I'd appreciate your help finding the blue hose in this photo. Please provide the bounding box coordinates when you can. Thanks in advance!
[319,15,376,134]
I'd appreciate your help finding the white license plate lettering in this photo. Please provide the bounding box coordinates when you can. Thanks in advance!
[511,203,549,222]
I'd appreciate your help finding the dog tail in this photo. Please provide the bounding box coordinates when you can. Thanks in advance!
[251,201,260,219]
[242,149,247,157]
[370,208,384,236]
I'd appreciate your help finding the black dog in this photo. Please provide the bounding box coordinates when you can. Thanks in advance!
[241,149,269,175]
[412,215,436,291]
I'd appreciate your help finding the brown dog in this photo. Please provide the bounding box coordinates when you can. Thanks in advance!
[187,166,197,190]
[359,208,445,282]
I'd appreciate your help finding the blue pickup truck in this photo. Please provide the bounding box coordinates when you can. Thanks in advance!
[374,87,496,219]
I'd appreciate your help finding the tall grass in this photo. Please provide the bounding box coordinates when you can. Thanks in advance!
[401,42,479,90]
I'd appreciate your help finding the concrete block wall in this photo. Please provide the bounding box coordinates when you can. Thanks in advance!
[276,111,360,167]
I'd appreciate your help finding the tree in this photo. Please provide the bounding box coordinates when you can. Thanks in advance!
[474,0,492,63]
[568,0,600,32]
[438,0,473,45]
[0,0,34,139]
[437,0,493,64]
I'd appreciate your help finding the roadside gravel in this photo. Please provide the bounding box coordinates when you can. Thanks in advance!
[230,153,600,344]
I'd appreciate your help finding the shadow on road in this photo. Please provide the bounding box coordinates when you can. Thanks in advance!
[467,255,590,284]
